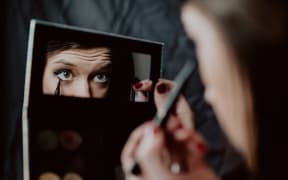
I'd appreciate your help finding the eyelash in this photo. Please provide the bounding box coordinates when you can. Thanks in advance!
[54,69,73,81]
[92,73,111,84]
[53,69,111,84]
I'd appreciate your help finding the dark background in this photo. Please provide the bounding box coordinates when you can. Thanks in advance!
[0,0,243,179]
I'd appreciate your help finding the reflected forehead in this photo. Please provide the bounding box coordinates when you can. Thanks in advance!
[64,47,111,55]
[50,47,112,62]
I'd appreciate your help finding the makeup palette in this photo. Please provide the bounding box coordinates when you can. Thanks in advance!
[23,20,162,179]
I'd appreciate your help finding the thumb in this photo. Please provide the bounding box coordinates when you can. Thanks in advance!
[135,125,171,177]
[154,79,174,110]
[154,79,194,129]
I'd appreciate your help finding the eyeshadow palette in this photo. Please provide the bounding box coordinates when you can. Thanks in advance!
[22,20,163,180]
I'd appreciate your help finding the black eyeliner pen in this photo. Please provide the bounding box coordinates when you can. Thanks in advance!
[154,60,195,128]
[131,60,196,175]
[54,78,62,96]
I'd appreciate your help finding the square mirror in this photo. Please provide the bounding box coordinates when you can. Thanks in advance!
[22,20,163,180]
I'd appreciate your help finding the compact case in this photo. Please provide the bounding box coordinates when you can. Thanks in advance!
[22,19,163,180]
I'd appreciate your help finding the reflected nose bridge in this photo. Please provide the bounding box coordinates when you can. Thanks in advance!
[74,78,91,98]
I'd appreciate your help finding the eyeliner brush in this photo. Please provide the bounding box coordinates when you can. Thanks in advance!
[54,78,62,96]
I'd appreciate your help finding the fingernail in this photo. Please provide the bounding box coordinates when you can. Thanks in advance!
[153,126,160,134]
[134,82,143,89]
[157,84,167,94]
[145,125,159,136]
[196,143,207,154]
[174,130,185,140]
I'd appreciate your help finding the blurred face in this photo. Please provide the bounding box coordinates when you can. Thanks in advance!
[43,47,112,98]
[182,4,254,162]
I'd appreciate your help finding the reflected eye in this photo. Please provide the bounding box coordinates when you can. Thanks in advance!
[55,69,72,81]
[93,74,109,83]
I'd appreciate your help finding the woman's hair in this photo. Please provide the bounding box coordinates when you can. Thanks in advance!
[184,0,288,178]
[187,0,288,179]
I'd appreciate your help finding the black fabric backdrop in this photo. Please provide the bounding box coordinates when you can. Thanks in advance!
[0,0,244,179]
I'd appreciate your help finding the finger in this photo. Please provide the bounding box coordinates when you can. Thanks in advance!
[134,91,149,102]
[165,95,194,130]
[133,79,153,92]
[154,79,174,109]
[136,124,164,163]
[166,115,183,132]
[173,129,208,168]
[121,122,152,172]
[135,124,172,178]
[154,79,194,129]
[174,95,194,129]
[133,80,153,102]
[161,128,208,173]
[174,128,207,153]
[164,128,193,172]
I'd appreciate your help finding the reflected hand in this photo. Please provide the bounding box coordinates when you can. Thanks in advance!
[133,79,194,128]
[132,80,153,102]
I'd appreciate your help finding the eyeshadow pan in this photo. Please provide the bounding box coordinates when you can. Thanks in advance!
[37,130,58,151]
[66,155,85,173]
[59,130,82,151]
[63,172,83,180]
[38,172,61,180]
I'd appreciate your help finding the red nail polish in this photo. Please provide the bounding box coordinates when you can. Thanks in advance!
[153,127,160,134]
[157,84,167,94]
[197,143,207,154]
[134,82,142,89]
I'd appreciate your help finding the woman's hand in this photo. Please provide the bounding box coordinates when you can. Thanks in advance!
[121,123,220,180]
[132,80,153,102]
[132,79,193,128]
[121,80,220,180]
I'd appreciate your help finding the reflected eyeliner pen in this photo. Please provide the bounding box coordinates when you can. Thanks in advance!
[54,78,62,96]
[131,60,196,175]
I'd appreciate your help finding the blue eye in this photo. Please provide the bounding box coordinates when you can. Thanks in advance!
[55,69,72,80]
[93,74,109,83]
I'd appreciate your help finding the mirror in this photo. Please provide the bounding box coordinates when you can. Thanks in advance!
[23,19,162,180]
[42,41,152,101]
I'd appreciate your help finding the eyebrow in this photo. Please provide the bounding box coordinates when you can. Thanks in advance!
[51,59,76,66]
[94,61,112,72]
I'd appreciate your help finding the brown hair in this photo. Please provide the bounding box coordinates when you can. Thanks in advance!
[184,0,288,178]
[184,0,288,64]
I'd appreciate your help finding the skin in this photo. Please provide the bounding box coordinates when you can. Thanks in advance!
[133,80,153,102]
[121,2,256,179]
[182,4,255,168]
[42,47,112,98]
[122,81,219,180]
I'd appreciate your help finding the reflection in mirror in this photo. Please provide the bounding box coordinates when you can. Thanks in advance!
[43,41,112,98]
[42,41,152,101]
[130,52,151,102]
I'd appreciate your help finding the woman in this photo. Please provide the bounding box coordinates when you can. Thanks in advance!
[122,0,288,179]
[43,41,113,98]
[43,40,135,100]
